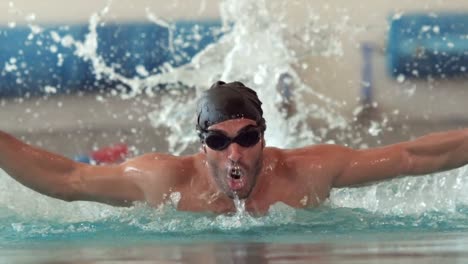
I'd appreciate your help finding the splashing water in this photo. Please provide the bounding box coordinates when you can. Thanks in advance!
[47,0,350,153]
[1,0,468,243]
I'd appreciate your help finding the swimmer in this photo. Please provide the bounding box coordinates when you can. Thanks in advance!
[1,81,468,214]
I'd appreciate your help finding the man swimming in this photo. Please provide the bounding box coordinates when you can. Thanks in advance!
[1,81,467,214]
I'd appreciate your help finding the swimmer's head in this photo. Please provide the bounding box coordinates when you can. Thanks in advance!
[196,81,266,139]
[197,81,265,199]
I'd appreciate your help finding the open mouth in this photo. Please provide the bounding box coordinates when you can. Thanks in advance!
[227,165,245,191]
[230,166,242,179]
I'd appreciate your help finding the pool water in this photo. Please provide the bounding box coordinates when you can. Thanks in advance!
[2,233,468,263]
[2,173,468,263]
[2,201,468,263]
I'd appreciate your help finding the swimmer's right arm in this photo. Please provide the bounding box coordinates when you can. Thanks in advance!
[331,128,468,187]
[0,131,147,206]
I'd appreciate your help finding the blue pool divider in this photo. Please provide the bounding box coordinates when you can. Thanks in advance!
[0,20,223,97]
[387,13,468,78]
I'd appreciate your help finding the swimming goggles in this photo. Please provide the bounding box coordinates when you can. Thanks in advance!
[203,125,261,151]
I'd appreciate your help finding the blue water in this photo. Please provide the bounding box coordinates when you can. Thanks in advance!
[2,166,468,263]
[3,201,468,245]
[3,202,468,263]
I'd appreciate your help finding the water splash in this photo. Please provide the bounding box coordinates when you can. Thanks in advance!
[232,195,245,213]
[227,194,260,228]
[48,0,349,153]
[330,166,468,216]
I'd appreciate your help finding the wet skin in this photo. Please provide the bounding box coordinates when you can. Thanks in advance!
[1,120,468,215]
[92,118,468,214]
[126,119,336,214]
[175,119,325,214]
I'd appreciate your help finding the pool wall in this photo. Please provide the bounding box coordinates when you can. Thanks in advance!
[0,21,223,97]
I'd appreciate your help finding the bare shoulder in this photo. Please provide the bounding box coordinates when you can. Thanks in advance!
[265,144,355,179]
[284,144,353,157]
[267,144,352,162]
[114,152,201,206]
[120,152,198,188]
[261,145,353,203]
[123,152,195,168]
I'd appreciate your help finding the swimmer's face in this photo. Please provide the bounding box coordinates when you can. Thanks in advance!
[202,119,264,199]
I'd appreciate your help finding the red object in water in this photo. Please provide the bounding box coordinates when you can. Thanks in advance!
[91,143,128,164]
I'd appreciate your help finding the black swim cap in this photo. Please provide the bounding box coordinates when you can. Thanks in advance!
[196,81,266,137]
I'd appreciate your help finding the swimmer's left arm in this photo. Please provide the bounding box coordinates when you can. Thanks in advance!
[331,129,468,187]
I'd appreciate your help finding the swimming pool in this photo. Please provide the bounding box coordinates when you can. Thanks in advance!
[2,166,468,263]
[1,1,468,263]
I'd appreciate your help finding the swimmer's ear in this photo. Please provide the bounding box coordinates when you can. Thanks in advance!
[261,137,266,148]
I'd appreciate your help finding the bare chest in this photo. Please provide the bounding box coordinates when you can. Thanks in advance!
[175,172,331,214]
[246,175,329,213]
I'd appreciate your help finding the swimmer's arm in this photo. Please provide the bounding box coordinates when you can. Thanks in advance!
[0,131,145,206]
[331,129,468,187]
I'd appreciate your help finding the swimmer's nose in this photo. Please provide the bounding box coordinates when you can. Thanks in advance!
[227,143,242,162]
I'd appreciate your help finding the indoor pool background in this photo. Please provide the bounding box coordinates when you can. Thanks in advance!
[1,0,468,263]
